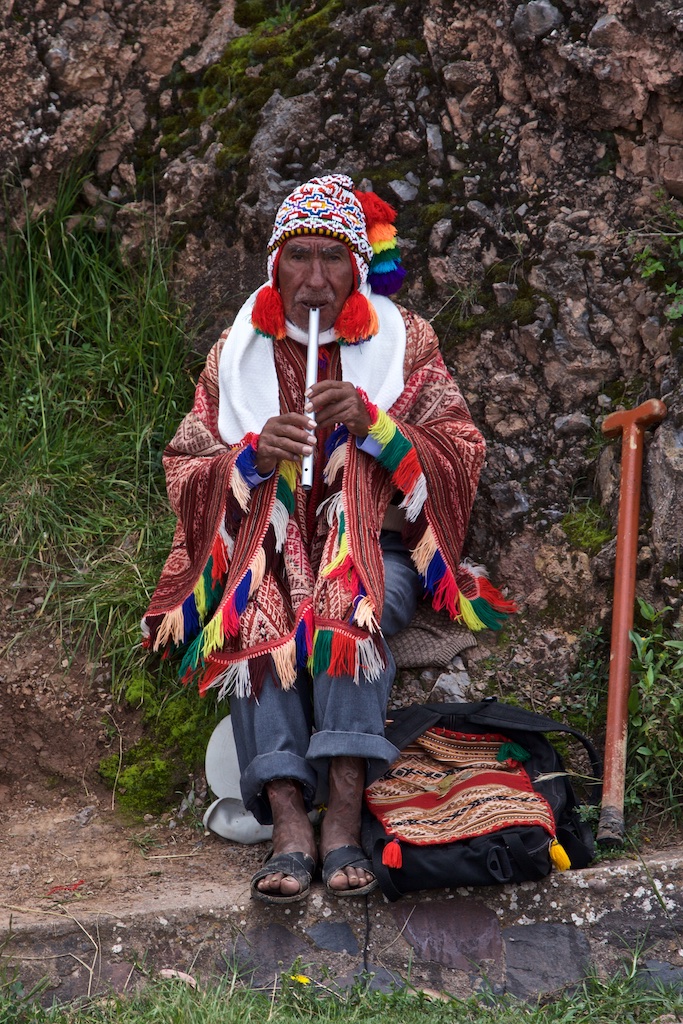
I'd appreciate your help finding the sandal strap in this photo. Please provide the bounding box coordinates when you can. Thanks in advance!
[322,845,373,885]
[251,851,315,890]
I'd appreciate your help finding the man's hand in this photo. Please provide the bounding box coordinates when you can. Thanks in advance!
[256,412,316,475]
[305,381,371,437]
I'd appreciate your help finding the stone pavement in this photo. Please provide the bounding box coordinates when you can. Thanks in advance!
[2,846,683,1006]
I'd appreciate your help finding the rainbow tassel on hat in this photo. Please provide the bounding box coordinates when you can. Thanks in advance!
[355,190,406,296]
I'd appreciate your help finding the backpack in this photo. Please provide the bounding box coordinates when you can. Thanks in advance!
[362,697,601,901]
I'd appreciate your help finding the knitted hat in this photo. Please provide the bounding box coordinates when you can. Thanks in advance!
[251,174,406,345]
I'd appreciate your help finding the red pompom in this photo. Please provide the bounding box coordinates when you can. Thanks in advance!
[251,285,286,341]
[382,836,403,869]
[334,290,378,343]
[354,189,397,228]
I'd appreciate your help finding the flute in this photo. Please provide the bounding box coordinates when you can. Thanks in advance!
[301,307,320,491]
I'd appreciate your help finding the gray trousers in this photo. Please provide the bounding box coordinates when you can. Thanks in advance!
[230,531,421,824]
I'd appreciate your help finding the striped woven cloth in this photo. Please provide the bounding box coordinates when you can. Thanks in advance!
[365,728,556,846]
[142,307,514,700]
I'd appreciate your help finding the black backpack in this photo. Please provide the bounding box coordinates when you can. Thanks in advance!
[362,698,601,901]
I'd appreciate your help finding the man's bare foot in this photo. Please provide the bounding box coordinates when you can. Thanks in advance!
[256,778,316,898]
[320,756,375,892]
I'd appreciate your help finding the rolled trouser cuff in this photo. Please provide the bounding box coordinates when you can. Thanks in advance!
[306,730,400,787]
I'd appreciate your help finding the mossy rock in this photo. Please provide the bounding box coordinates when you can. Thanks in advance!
[135,0,344,207]
[99,745,178,815]
[561,502,613,556]
[99,667,229,816]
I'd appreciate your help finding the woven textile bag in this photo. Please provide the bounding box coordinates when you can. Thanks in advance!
[362,698,600,901]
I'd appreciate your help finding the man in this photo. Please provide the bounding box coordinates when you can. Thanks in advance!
[143,174,512,903]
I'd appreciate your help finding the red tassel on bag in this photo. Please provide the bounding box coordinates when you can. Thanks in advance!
[382,836,403,868]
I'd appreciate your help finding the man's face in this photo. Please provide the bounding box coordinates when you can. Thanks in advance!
[278,236,355,333]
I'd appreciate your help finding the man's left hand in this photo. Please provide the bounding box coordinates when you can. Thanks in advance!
[305,381,371,437]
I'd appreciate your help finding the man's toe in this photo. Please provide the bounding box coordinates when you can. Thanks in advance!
[258,871,301,895]
[329,866,372,890]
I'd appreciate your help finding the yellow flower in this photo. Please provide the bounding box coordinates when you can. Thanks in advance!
[290,974,311,985]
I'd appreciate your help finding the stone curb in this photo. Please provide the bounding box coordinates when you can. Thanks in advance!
[2,847,682,1006]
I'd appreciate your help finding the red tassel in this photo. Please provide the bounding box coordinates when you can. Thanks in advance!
[392,447,422,494]
[197,661,225,696]
[354,189,397,228]
[476,576,518,613]
[251,285,286,341]
[303,606,314,653]
[334,290,377,343]
[325,552,353,581]
[211,534,228,584]
[329,631,357,677]
[382,836,403,868]
[348,566,363,598]
[223,598,240,637]
[432,567,459,616]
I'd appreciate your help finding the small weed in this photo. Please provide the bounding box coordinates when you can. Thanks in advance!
[263,0,299,29]
[572,602,683,833]
[130,831,163,854]
[627,599,683,824]
[631,198,683,320]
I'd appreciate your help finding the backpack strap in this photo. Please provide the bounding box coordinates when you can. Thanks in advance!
[384,700,491,751]
[503,833,549,881]
[370,838,404,902]
[462,699,602,800]
[556,813,596,868]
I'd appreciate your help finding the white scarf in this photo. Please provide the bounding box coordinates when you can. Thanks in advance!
[217,284,407,445]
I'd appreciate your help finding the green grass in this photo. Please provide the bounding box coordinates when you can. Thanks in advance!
[0,169,196,678]
[1,965,682,1023]
[568,600,683,836]
[0,170,229,810]
[561,500,612,556]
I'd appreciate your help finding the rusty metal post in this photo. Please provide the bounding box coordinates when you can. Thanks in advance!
[596,398,667,846]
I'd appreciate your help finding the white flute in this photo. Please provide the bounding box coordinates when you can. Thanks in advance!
[301,307,320,491]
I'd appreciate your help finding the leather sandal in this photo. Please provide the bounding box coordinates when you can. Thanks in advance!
[322,845,378,897]
[250,850,316,905]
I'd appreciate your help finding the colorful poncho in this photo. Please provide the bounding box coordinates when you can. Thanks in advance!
[142,305,515,700]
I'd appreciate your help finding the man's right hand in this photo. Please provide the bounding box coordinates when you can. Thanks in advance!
[256,412,316,475]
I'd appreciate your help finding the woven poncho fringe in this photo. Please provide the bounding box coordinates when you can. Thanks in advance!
[142,308,516,700]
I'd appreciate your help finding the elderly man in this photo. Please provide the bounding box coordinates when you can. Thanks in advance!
[143,174,512,903]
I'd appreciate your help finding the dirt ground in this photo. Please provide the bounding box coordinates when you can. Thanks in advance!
[0,567,267,916]
[1,565,679,923]
[3,567,683,1012]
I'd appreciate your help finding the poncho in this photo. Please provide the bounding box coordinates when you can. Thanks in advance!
[142,304,515,700]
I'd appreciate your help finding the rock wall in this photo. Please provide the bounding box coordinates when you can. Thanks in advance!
[3,0,683,685]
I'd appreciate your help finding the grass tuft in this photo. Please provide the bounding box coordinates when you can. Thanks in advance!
[1,962,682,1022]
[0,170,229,808]
[0,169,197,683]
